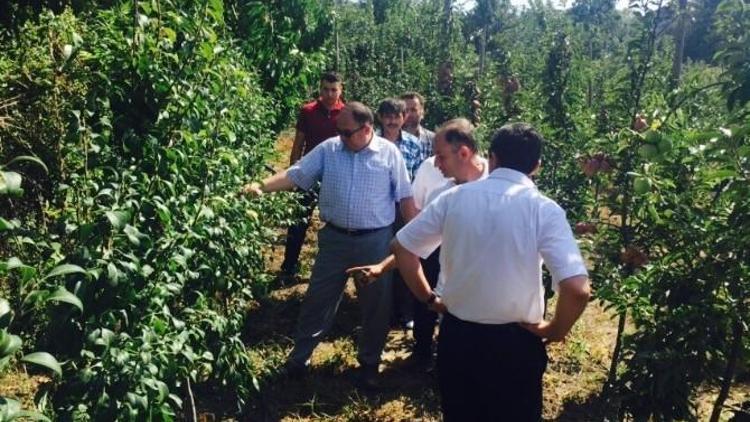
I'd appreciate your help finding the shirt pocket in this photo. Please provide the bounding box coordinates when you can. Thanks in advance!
[361,159,393,200]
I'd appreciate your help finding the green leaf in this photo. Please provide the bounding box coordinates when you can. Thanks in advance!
[0,332,22,357]
[5,155,49,173]
[47,286,83,312]
[123,225,146,246]
[21,352,62,377]
[44,264,86,279]
[0,171,23,196]
[106,210,131,230]
[9,410,51,422]
[0,217,18,231]
[0,397,22,420]
[701,168,737,183]
[5,257,25,270]
[0,298,12,328]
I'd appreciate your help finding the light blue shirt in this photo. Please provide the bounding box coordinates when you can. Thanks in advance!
[287,135,413,230]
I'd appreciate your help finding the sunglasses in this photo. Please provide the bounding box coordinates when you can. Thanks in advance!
[337,125,365,138]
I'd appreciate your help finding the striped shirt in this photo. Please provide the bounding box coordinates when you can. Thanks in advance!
[287,135,413,230]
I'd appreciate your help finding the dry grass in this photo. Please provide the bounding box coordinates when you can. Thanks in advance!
[0,370,50,408]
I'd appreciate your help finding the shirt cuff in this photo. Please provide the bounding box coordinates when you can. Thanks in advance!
[286,167,315,191]
[396,184,414,202]
[551,265,589,292]
[396,229,437,260]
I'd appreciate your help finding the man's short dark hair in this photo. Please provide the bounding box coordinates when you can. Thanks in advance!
[346,102,374,125]
[377,98,406,116]
[489,123,543,174]
[437,118,477,153]
[400,92,426,107]
[320,71,342,84]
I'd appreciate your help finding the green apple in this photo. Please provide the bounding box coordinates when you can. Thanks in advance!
[633,177,652,195]
[638,144,659,160]
[657,137,673,154]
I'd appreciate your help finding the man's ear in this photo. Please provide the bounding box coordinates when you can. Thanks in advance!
[489,152,498,171]
[530,160,542,176]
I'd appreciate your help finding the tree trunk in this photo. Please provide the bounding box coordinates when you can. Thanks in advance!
[334,13,340,71]
[442,0,453,57]
[670,0,688,88]
[604,310,627,394]
[709,316,744,422]
[587,38,593,107]
[479,25,487,78]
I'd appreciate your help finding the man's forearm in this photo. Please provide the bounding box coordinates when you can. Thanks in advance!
[380,254,396,273]
[289,131,305,165]
[399,197,418,222]
[549,276,590,337]
[260,171,298,193]
[391,239,432,302]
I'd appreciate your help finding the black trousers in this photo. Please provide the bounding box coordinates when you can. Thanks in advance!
[412,247,440,357]
[437,313,547,422]
[392,212,413,324]
[281,188,318,274]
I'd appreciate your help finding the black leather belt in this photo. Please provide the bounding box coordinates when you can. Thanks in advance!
[326,223,389,236]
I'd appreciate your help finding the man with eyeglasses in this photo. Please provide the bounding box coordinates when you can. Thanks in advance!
[242,102,418,389]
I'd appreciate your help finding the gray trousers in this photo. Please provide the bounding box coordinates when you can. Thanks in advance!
[288,225,393,367]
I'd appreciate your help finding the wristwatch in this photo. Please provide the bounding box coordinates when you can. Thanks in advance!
[425,291,438,305]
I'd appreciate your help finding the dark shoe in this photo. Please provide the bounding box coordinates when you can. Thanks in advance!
[277,361,307,380]
[356,364,380,391]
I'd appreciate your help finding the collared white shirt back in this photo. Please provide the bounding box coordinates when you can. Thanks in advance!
[396,168,588,324]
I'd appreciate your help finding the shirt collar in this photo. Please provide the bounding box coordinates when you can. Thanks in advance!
[366,134,384,152]
[316,98,344,112]
[489,167,536,188]
[341,133,382,153]
[375,128,407,144]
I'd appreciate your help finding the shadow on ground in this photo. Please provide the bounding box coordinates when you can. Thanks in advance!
[237,280,442,421]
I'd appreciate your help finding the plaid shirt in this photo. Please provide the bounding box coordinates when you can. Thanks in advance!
[287,135,413,230]
[414,125,436,150]
[377,129,431,181]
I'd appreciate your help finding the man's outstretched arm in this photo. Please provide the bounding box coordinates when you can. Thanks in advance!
[391,238,446,313]
[241,170,297,197]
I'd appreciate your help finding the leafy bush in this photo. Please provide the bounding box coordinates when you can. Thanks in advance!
[0,1,306,418]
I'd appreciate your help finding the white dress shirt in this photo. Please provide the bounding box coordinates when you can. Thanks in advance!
[396,167,588,324]
[424,158,489,294]
[411,157,450,210]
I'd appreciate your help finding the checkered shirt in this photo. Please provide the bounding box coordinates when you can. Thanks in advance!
[376,129,432,181]
[287,135,413,230]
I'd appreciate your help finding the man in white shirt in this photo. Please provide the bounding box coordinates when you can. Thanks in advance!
[412,156,450,211]
[392,123,591,421]
[347,118,487,368]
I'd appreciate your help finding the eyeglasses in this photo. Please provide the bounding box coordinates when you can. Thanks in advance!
[337,125,365,138]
